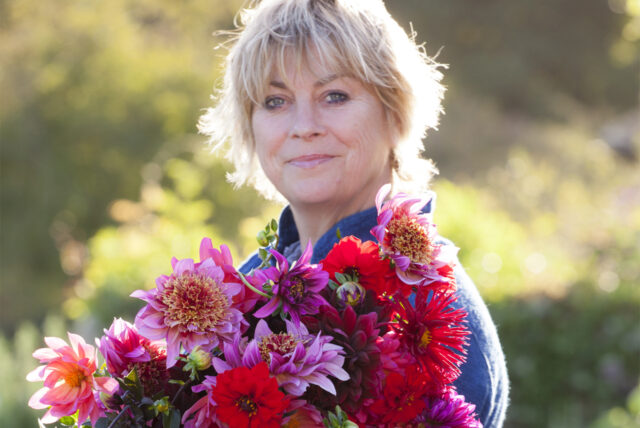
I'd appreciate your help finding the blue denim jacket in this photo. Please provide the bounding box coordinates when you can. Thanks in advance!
[239,205,509,427]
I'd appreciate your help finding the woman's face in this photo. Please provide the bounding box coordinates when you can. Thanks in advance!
[251,59,395,213]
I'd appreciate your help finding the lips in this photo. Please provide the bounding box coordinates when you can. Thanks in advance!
[287,154,336,168]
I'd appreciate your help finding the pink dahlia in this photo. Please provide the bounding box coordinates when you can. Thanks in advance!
[181,375,222,428]
[98,318,168,395]
[412,389,483,427]
[252,241,329,325]
[371,184,458,288]
[27,333,118,425]
[213,319,349,396]
[199,238,258,313]
[131,256,246,368]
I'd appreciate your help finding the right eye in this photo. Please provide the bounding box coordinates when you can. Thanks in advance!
[264,96,285,109]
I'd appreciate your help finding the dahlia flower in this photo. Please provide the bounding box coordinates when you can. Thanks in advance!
[131,256,246,368]
[181,375,221,428]
[321,236,397,298]
[413,389,483,427]
[98,318,168,395]
[388,291,469,386]
[199,238,258,313]
[213,319,349,396]
[252,241,329,325]
[301,305,382,418]
[371,184,458,288]
[27,333,118,425]
[212,362,290,428]
[368,365,431,425]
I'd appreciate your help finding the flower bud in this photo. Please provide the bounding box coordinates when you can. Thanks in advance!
[257,230,269,247]
[335,281,365,307]
[186,346,212,371]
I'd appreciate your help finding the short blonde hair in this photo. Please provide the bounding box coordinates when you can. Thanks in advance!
[199,0,445,200]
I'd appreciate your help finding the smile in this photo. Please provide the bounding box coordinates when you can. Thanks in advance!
[287,154,336,168]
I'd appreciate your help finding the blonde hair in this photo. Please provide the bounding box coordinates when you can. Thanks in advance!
[199,0,445,200]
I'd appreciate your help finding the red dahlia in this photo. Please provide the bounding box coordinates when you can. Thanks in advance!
[321,236,403,297]
[369,365,431,424]
[211,362,290,428]
[389,291,470,387]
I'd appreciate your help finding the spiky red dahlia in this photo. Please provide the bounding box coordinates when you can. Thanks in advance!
[211,362,290,428]
[302,304,382,420]
[388,291,470,387]
[131,256,246,368]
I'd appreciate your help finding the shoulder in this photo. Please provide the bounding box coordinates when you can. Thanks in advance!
[238,251,262,275]
[438,236,509,427]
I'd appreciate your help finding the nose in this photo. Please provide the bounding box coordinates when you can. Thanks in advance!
[289,101,326,140]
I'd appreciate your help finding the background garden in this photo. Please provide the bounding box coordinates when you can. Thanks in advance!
[1,0,639,426]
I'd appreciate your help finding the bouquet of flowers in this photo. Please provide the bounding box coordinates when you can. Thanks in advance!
[27,185,482,427]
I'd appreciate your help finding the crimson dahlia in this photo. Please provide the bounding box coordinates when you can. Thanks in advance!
[211,362,290,428]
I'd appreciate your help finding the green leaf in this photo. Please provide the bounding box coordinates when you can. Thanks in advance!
[270,218,278,232]
[93,418,110,428]
[336,227,342,240]
[59,415,75,426]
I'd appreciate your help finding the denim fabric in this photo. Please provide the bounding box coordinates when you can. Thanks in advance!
[239,205,509,427]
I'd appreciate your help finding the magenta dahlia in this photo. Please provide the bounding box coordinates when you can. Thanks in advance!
[371,184,458,289]
[252,241,329,325]
[131,256,246,368]
[212,319,349,397]
[412,389,483,427]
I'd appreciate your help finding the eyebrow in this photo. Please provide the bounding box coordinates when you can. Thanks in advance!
[269,74,342,89]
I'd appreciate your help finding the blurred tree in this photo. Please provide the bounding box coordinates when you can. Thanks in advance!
[0,0,243,332]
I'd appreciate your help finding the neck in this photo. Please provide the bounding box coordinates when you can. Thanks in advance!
[290,179,392,247]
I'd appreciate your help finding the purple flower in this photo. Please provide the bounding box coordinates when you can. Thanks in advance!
[413,389,483,427]
[371,184,457,287]
[252,241,329,325]
[131,256,247,368]
[212,319,349,397]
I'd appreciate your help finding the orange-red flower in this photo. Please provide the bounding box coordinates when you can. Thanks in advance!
[27,333,118,425]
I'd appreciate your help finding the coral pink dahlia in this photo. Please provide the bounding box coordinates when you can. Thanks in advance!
[27,333,118,425]
[131,256,246,368]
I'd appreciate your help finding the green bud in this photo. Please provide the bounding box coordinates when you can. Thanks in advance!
[187,346,212,371]
[257,230,269,247]
[335,281,366,307]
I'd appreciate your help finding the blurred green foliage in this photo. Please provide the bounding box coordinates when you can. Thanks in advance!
[1,0,639,427]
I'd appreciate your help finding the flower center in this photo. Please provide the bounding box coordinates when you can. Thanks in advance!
[419,329,432,349]
[386,215,433,265]
[63,367,86,388]
[286,276,306,303]
[160,272,230,332]
[235,396,258,417]
[258,333,299,364]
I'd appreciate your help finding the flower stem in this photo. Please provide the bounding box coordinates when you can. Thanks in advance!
[107,404,130,428]
[171,379,191,406]
[237,272,270,298]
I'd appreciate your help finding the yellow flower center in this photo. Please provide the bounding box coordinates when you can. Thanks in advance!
[160,272,230,332]
[258,333,299,364]
[420,329,432,349]
[286,277,305,303]
[235,396,258,417]
[64,368,86,388]
[386,216,433,265]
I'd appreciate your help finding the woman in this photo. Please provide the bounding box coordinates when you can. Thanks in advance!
[201,0,509,426]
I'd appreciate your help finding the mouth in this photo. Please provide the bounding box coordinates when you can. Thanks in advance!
[286,154,336,169]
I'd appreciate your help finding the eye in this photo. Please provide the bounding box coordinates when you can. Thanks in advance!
[264,96,286,110]
[325,91,348,104]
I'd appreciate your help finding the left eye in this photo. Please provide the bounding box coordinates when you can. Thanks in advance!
[326,92,348,104]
